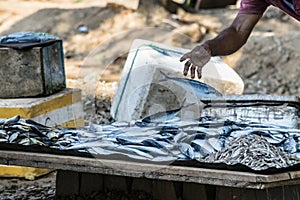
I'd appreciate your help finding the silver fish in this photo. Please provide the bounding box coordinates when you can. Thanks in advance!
[18,138,31,145]
[124,145,170,156]
[8,132,19,143]
[141,99,188,123]
[0,138,7,142]
[3,115,20,126]
[207,137,223,151]
[178,143,195,159]
[159,70,222,100]
[283,137,297,153]
[116,145,154,159]
[191,139,215,156]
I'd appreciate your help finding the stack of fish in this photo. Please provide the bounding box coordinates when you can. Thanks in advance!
[1,115,300,171]
[0,115,80,150]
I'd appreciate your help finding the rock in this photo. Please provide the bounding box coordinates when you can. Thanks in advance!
[0,40,65,98]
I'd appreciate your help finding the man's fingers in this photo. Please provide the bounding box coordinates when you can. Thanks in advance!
[183,60,191,76]
[197,66,202,79]
[190,65,196,79]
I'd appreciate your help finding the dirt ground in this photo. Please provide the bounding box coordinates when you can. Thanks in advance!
[0,0,300,199]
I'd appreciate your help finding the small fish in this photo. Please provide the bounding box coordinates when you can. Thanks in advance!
[0,130,7,138]
[29,138,45,146]
[8,132,19,143]
[47,131,61,139]
[283,137,297,153]
[173,131,188,143]
[124,145,170,156]
[151,156,177,162]
[89,147,118,155]
[158,126,180,135]
[178,143,195,159]
[3,115,20,126]
[159,70,222,100]
[18,138,31,145]
[141,98,188,123]
[207,136,223,151]
[134,121,149,127]
[68,140,119,150]
[24,119,51,131]
[142,139,165,149]
[116,137,143,146]
[116,145,154,159]
[191,139,215,156]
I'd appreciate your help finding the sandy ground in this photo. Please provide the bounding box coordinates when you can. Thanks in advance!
[0,0,300,199]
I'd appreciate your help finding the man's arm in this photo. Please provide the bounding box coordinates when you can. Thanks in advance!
[180,13,262,79]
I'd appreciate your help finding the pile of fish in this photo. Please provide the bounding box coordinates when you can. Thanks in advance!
[1,115,300,171]
[207,135,299,170]
[0,115,80,150]
[72,116,300,171]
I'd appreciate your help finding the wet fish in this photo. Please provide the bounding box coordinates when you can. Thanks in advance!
[141,99,188,124]
[0,130,7,138]
[8,132,19,143]
[0,138,7,142]
[207,136,223,151]
[142,139,165,149]
[116,145,154,159]
[178,143,195,159]
[18,138,31,145]
[151,156,177,162]
[47,131,61,140]
[142,113,180,124]
[124,145,170,156]
[191,139,215,157]
[3,115,20,126]
[24,119,51,131]
[29,138,45,146]
[283,137,297,153]
[158,126,180,135]
[67,140,119,150]
[159,70,222,99]
[173,131,188,143]
[116,137,143,146]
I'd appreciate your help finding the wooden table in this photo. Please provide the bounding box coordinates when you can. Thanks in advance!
[1,150,300,199]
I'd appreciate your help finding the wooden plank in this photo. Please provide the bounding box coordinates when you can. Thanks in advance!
[0,150,299,189]
[288,171,300,179]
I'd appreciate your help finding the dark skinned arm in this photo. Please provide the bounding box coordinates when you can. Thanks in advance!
[180,13,262,79]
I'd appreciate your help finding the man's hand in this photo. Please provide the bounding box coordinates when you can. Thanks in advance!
[180,13,262,79]
[180,44,211,79]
